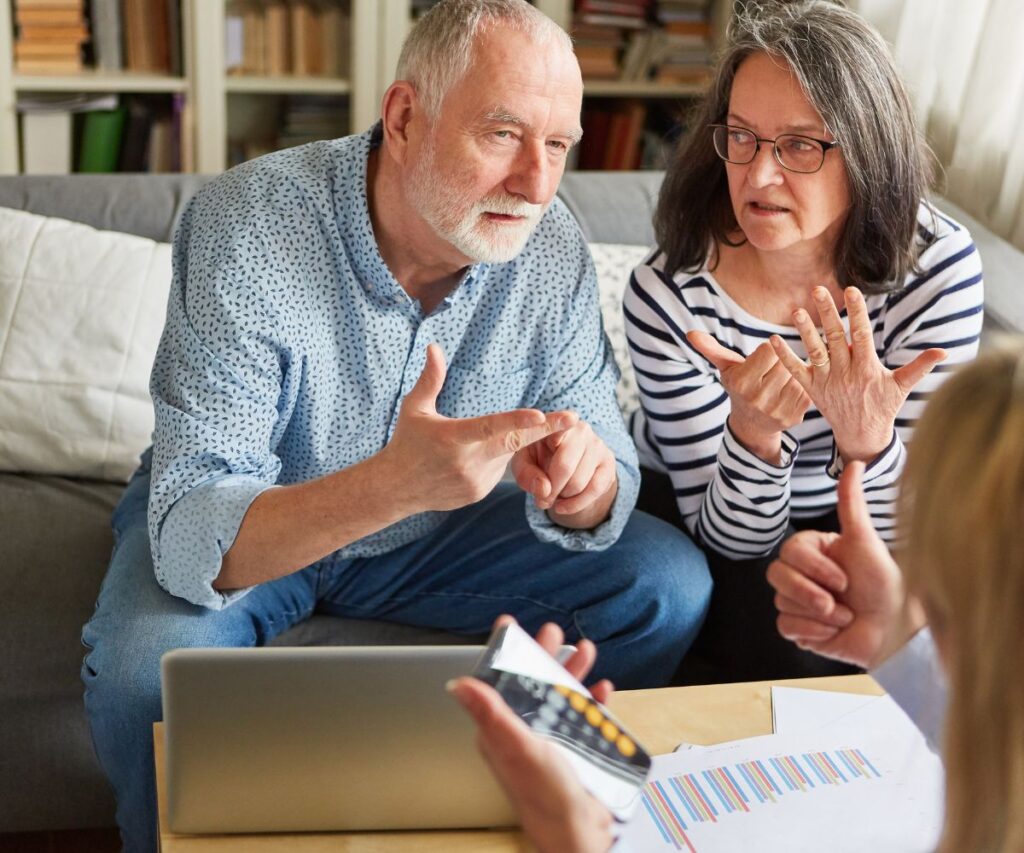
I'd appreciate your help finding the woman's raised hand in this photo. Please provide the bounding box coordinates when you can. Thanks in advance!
[770,286,946,464]
[688,330,812,464]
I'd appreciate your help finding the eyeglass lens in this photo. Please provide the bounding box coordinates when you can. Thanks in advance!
[712,126,824,173]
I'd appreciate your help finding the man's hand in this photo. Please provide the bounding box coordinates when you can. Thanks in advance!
[383,344,577,514]
[450,617,614,853]
[688,330,811,464]
[510,421,618,529]
[767,461,925,668]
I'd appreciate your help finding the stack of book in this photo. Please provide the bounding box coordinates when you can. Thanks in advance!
[572,0,651,80]
[225,0,349,77]
[651,0,712,84]
[13,0,89,74]
[227,94,348,166]
[579,99,647,169]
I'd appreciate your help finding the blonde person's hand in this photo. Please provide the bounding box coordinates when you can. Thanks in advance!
[450,617,614,853]
[511,420,618,528]
[767,462,925,668]
[384,344,578,514]
[770,286,946,464]
[688,330,812,464]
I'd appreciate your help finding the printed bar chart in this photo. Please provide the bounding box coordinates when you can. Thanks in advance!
[641,748,883,851]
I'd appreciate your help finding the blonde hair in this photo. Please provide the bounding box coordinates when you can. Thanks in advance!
[899,339,1024,852]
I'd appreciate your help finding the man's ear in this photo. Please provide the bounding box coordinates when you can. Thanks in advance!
[380,81,421,166]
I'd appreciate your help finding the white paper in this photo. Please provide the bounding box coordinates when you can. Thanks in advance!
[771,686,883,734]
[621,697,944,852]
[488,621,588,694]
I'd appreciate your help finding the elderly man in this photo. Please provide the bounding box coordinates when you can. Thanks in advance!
[81,1,711,848]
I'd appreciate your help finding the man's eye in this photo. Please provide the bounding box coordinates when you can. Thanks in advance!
[548,140,568,151]
[493,130,514,139]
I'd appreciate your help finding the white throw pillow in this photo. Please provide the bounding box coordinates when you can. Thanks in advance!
[590,242,651,415]
[0,206,172,481]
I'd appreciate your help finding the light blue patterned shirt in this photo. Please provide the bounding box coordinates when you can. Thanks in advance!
[148,127,638,609]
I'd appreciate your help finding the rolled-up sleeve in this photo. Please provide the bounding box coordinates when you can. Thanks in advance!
[148,210,287,609]
[526,237,640,551]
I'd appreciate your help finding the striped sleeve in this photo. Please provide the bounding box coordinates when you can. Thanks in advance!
[829,207,984,542]
[623,260,797,558]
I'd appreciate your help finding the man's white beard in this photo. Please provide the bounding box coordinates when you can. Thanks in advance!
[407,138,545,264]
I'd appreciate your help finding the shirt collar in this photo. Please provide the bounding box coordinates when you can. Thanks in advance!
[332,124,491,313]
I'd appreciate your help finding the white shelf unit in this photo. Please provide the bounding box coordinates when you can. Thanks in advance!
[0,0,730,175]
[0,0,381,174]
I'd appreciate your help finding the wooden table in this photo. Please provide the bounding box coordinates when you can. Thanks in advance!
[155,674,882,851]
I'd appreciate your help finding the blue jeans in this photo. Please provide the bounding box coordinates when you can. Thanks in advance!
[82,464,710,852]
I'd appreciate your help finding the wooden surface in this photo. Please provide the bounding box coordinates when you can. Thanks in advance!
[155,674,882,852]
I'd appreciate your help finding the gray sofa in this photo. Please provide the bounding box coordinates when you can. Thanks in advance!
[0,170,1020,835]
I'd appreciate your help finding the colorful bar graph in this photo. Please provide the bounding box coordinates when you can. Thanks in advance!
[639,748,883,850]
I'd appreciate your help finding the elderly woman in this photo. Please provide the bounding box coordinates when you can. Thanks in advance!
[623,0,984,681]
[454,340,1024,853]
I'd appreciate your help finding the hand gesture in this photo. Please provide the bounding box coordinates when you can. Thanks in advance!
[386,344,577,513]
[767,461,924,668]
[450,617,614,853]
[770,286,946,463]
[688,330,811,463]
[511,421,618,525]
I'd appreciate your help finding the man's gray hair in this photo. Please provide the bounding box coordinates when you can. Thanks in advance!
[656,0,933,293]
[396,0,572,119]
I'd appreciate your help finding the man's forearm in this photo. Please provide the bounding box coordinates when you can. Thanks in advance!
[214,452,410,591]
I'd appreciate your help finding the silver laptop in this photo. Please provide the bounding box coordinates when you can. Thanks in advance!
[160,645,517,834]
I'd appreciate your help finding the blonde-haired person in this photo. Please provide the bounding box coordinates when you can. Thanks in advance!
[453,341,1024,852]
[770,338,1024,852]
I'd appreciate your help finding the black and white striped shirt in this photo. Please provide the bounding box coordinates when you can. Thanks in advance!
[624,202,984,559]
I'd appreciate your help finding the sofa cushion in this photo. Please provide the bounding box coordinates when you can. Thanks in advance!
[0,206,172,482]
[592,242,650,415]
[0,472,122,830]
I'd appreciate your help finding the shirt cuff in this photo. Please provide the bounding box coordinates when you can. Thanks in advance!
[525,459,638,552]
[155,475,273,609]
[871,627,947,753]
[722,421,798,480]
[826,430,901,480]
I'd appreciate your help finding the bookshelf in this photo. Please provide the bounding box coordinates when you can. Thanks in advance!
[0,0,381,174]
[0,0,731,175]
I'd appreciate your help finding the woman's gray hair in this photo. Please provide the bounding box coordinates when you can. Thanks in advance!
[656,0,934,293]
[396,0,572,120]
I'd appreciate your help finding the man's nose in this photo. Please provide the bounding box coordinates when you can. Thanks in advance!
[506,141,552,206]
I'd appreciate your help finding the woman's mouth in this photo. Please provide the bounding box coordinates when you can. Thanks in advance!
[749,201,790,215]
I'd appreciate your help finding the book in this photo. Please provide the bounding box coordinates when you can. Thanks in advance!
[15,7,84,25]
[264,2,290,75]
[21,111,74,174]
[15,41,83,57]
[77,106,126,172]
[117,95,153,171]
[91,0,123,70]
[15,56,84,72]
[242,3,266,74]
[15,24,89,41]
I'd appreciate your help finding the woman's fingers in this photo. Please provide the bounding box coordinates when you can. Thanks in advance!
[892,348,947,394]
[770,335,812,390]
[812,286,851,371]
[791,308,830,370]
[844,287,877,364]
[687,329,745,372]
